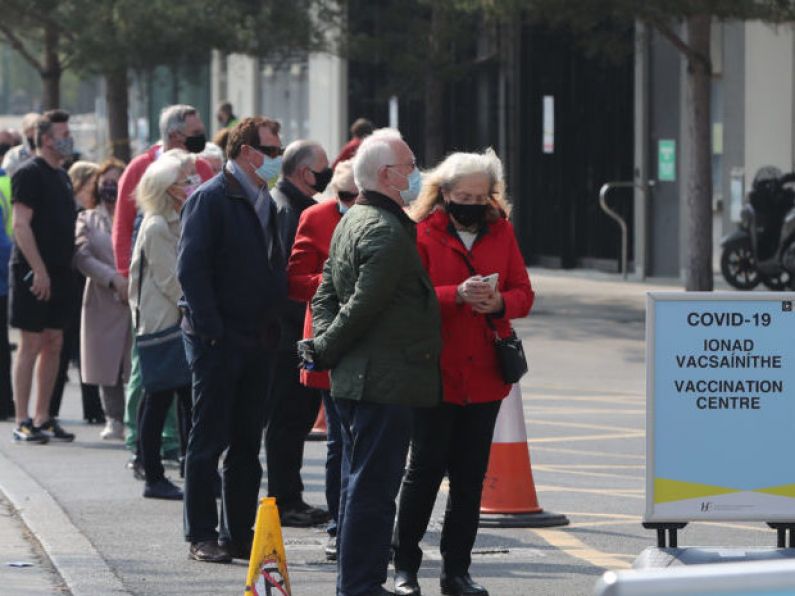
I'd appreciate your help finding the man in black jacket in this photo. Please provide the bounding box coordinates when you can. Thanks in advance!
[267,139,332,527]
[178,116,287,563]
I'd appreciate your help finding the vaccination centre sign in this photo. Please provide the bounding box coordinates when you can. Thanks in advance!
[646,292,795,522]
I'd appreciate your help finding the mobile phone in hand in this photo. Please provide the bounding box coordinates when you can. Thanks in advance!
[481,273,499,291]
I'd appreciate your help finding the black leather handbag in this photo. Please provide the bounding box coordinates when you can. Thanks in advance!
[459,252,529,384]
[492,326,528,384]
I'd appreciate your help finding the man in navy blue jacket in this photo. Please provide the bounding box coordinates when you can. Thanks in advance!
[178,116,287,563]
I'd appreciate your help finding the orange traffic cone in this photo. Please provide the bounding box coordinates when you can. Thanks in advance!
[480,384,569,528]
[307,403,327,441]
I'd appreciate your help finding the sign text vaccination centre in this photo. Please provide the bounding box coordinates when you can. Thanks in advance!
[646,292,795,522]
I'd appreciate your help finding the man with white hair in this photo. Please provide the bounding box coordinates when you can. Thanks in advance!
[308,129,442,595]
[111,104,213,469]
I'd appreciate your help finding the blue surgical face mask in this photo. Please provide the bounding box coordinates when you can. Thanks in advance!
[253,154,282,184]
[396,167,421,204]
[338,202,350,215]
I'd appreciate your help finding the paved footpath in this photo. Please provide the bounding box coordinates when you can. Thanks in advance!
[0,269,779,595]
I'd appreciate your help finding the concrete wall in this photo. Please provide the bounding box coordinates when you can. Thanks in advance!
[308,53,348,160]
[744,22,794,187]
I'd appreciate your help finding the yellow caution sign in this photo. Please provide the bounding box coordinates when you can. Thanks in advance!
[244,497,291,596]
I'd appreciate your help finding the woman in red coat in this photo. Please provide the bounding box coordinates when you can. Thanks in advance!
[392,149,534,596]
[287,160,358,561]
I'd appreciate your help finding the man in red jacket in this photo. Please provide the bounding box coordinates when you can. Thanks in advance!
[112,104,213,466]
[287,159,358,560]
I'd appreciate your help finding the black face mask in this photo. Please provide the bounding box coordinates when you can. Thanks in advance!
[99,183,118,203]
[0,143,10,157]
[184,133,206,154]
[446,201,488,228]
[26,136,36,150]
[310,167,333,193]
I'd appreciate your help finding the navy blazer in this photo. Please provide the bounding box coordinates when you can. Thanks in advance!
[177,168,287,348]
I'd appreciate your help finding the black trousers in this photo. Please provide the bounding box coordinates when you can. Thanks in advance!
[265,350,321,509]
[393,400,501,577]
[183,333,273,546]
[0,296,13,419]
[139,384,192,484]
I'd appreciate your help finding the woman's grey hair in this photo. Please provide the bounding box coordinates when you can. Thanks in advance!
[282,140,322,177]
[159,104,197,142]
[135,154,185,217]
[329,159,356,194]
[199,142,224,163]
[352,128,402,192]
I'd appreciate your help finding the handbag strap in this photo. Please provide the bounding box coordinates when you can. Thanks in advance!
[455,247,498,334]
[135,249,145,332]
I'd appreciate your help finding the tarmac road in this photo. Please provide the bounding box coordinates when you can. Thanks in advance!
[0,268,778,595]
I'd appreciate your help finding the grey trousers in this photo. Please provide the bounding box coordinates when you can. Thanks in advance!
[100,383,125,423]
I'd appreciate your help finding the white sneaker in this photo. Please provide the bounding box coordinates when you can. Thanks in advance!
[100,419,125,441]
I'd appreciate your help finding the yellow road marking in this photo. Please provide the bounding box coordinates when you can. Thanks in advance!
[528,431,644,444]
[525,407,645,415]
[533,465,642,481]
[530,445,646,461]
[535,485,644,499]
[561,512,642,520]
[540,464,645,469]
[530,419,643,433]
[532,528,632,570]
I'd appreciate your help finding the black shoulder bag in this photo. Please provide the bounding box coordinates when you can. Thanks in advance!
[458,251,528,384]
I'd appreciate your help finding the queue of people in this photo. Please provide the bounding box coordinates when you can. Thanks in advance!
[2,103,532,596]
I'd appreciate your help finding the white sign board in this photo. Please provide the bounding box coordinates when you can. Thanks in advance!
[542,95,554,154]
[646,292,795,522]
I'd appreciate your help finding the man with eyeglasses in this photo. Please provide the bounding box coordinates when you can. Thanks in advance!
[178,116,288,564]
[267,139,333,528]
[305,128,442,595]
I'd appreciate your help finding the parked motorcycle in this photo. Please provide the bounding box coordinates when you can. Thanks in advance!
[720,167,795,290]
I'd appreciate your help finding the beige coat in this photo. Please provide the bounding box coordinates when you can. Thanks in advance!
[128,209,182,335]
[74,203,131,386]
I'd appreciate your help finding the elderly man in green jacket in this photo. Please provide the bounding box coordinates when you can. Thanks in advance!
[310,128,441,596]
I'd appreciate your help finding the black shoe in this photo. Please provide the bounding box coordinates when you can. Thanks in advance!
[37,418,75,442]
[324,535,337,561]
[189,540,232,563]
[12,419,49,444]
[143,478,183,500]
[440,574,488,596]
[127,457,145,481]
[279,502,331,527]
[395,570,421,595]
[219,540,251,561]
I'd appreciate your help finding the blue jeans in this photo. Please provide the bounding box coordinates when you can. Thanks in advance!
[323,391,342,537]
[335,399,411,596]
[182,333,274,546]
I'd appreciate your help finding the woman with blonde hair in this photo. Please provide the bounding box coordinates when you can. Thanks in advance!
[128,150,194,500]
[393,149,534,596]
[74,158,131,439]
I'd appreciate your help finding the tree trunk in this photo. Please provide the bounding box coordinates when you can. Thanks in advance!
[40,24,61,109]
[423,5,444,165]
[105,66,131,162]
[684,15,713,291]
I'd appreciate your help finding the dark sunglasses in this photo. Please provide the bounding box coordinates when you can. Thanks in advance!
[253,144,284,158]
[338,191,358,202]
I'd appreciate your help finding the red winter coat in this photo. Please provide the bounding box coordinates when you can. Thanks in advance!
[287,198,342,389]
[417,209,534,405]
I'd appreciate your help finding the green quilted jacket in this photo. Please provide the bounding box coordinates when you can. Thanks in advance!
[311,191,442,407]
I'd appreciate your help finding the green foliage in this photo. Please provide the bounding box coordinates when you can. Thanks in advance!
[342,0,481,99]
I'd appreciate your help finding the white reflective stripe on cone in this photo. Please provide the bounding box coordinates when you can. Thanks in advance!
[492,384,528,444]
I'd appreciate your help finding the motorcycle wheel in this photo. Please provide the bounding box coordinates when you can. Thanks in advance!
[720,240,760,290]
[761,271,791,291]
